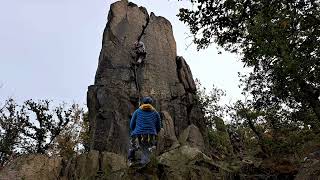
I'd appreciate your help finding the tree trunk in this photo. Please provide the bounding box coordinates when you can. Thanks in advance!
[247,118,268,155]
[300,81,320,121]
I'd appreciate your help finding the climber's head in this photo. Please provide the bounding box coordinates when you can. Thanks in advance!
[142,96,153,104]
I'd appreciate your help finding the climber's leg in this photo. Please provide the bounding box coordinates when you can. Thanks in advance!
[139,135,152,166]
[137,56,142,64]
[140,145,151,165]
[148,135,157,152]
[136,52,146,64]
[128,136,138,165]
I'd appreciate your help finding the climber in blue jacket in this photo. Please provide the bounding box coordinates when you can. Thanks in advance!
[128,96,161,166]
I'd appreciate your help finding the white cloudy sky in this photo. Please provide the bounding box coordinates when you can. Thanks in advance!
[0,0,248,106]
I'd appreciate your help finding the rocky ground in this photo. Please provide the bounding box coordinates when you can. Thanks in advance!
[1,146,319,179]
[0,146,233,180]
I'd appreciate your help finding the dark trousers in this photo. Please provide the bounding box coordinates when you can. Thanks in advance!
[128,134,157,165]
[136,52,146,63]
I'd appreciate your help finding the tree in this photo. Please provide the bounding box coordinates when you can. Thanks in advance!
[79,111,90,152]
[195,79,226,128]
[0,99,27,166]
[195,80,234,158]
[0,98,88,164]
[50,104,86,158]
[227,99,270,155]
[19,100,72,154]
[178,0,320,123]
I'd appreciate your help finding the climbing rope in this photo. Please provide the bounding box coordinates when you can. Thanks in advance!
[132,21,148,106]
[133,63,142,106]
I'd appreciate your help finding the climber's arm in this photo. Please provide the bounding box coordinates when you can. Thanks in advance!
[155,112,161,134]
[130,111,137,132]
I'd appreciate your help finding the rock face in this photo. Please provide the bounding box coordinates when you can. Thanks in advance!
[0,1,218,179]
[157,111,180,154]
[295,150,320,179]
[179,124,206,152]
[158,146,234,180]
[0,148,234,180]
[60,151,127,180]
[87,0,207,155]
[0,154,62,180]
[0,151,127,180]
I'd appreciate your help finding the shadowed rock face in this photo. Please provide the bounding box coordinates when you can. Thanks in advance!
[87,0,207,155]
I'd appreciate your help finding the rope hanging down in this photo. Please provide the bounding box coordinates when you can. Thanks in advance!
[133,64,142,106]
[132,21,148,106]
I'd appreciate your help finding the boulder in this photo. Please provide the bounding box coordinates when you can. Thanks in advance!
[176,56,196,92]
[158,145,234,180]
[295,150,320,179]
[62,150,100,179]
[62,150,127,180]
[179,124,206,152]
[157,111,180,154]
[0,154,62,180]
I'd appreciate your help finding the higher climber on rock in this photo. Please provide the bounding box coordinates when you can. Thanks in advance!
[133,40,146,64]
[128,96,161,167]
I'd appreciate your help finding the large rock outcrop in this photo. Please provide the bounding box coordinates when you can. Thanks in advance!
[87,0,207,155]
[0,148,235,180]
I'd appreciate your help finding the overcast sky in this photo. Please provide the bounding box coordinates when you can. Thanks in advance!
[0,0,247,106]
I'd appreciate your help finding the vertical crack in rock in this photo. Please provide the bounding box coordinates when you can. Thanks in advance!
[137,10,149,41]
[96,151,104,178]
[186,103,193,125]
[131,7,150,103]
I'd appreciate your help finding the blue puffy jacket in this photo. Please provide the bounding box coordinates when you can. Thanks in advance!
[130,104,161,136]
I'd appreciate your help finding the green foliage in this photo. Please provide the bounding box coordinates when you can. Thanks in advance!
[195,80,233,157]
[195,79,226,127]
[0,99,26,166]
[178,0,320,123]
[228,99,320,160]
[79,111,90,152]
[51,104,86,159]
[179,0,320,168]
[21,99,72,154]
[208,120,233,157]
[0,98,87,165]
